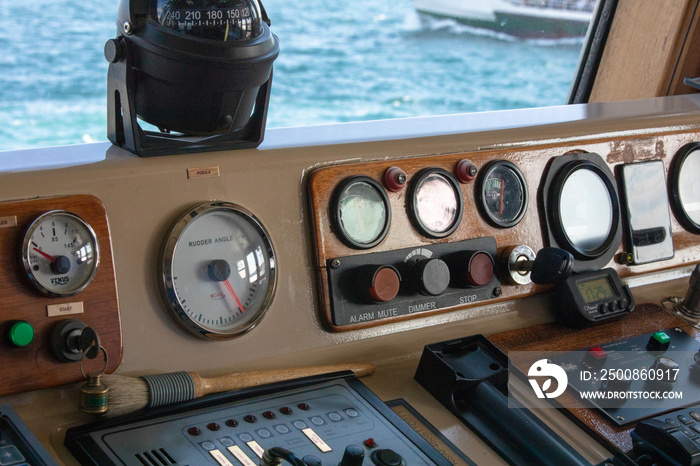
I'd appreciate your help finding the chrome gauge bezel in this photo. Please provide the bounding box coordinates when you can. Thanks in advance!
[476,160,529,228]
[408,168,464,238]
[159,201,277,341]
[669,142,700,234]
[332,175,391,249]
[21,211,100,297]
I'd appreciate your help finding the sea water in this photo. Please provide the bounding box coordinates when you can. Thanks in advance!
[0,0,584,151]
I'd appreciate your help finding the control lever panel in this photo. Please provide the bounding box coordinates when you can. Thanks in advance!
[65,376,453,466]
[632,404,700,466]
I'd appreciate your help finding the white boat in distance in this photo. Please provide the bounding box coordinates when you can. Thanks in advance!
[413,0,595,38]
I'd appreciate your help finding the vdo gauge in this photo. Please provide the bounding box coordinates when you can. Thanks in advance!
[541,152,622,272]
[21,211,100,297]
[408,168,463,238]
[160,201,276,340]
[477,160,528,228]
[332,176,391,249]
[670,142,700,234]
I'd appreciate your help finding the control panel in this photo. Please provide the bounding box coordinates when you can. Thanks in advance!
[65,376,452,466]
[0,195,121,396]
[550,327,700,425]
[632,403,700,465]
[307,133,700,331]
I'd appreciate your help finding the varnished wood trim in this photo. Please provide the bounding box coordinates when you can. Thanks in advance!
[307,130,700,331]
[0,195,122,396]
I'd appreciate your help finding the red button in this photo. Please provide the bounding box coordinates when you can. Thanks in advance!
[465,252,494,287]
[369,266,401,302]
[589,347,606,359]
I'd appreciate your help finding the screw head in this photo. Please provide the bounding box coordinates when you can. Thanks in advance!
[123,22,133,34]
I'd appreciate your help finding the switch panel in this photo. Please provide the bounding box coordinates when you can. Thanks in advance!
[65,376,453,466]
[326,237,500,329]
[0,195,121,396]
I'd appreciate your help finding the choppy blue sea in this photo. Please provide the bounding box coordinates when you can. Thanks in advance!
[0,0,584,151]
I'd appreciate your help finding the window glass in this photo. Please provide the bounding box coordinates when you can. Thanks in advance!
[0,0,594,150]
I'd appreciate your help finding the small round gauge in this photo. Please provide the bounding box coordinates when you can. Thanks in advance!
[333,176,390,249]
[408,168,463,238]
[670,143,700,233]
[160,201,276,340]
[477,160,528,228]
[21,211,100,297]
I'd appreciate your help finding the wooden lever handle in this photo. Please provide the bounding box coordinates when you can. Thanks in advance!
[188,362,375,398]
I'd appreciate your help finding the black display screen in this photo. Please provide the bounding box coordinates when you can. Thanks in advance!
[576,276,615,304]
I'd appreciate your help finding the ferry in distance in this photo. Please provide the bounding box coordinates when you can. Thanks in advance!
[412,0,595,38]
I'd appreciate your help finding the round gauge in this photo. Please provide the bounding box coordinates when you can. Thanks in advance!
[21,211,100,297]
[154,0,264,42]
[333,176,391,249]
[160,201,276,340]
[408,168,463,238]
[550,159,621,260]
[477,160,528,228]
[670,143,700,233]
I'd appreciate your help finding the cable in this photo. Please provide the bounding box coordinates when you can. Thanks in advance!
[259,447,307,466]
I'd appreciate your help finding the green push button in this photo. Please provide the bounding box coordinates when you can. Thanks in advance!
[7,320,34,347]
[647,331,671,351]
[653,332,671,344]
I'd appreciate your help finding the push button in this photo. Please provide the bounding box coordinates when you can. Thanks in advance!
[5,320,34,348]
[647,331,671,351]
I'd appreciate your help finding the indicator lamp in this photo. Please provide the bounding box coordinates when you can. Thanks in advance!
[105,0,279,156]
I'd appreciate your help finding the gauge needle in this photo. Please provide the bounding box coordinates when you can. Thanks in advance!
[223,279,245,313]
[499,181,505,215]
[33,247,55,262]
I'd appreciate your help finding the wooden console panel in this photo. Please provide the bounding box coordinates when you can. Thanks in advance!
[308,130,700,331]
[0,195,121,396]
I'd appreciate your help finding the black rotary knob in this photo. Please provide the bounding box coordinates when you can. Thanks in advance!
[415,258,450,296]
[371,449,405,466]
[649,357,680,384]
[339,445,365,466]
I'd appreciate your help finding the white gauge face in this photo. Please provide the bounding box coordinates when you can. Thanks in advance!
[678,148,700,225]
[334,177,390,249]
[410,169,463,238]
[559,168,613,253]
[21,211,99,297]
[160,202,276,340]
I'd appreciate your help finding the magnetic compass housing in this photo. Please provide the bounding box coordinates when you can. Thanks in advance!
[105,0,279,156]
